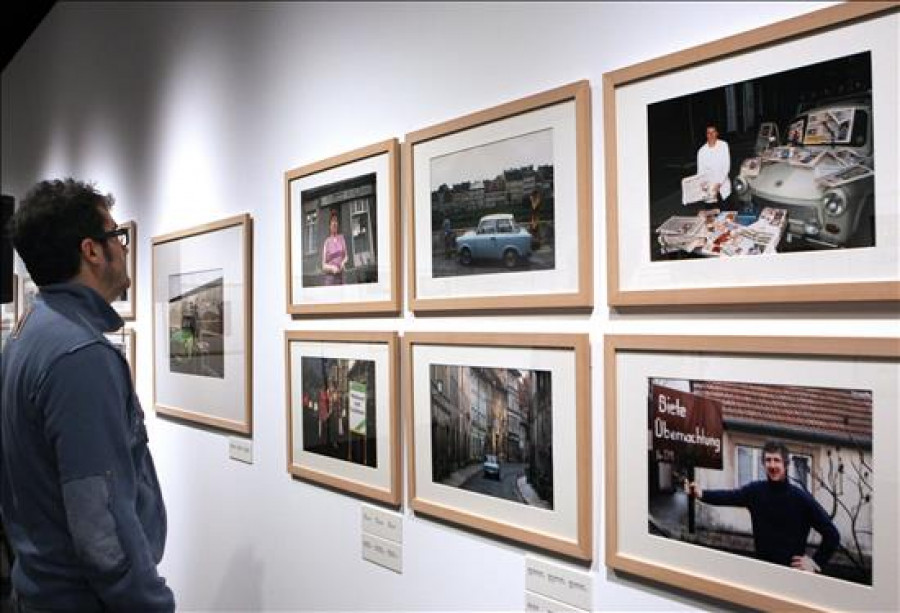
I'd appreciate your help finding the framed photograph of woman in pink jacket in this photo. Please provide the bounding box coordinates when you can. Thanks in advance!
[285,139,400,316]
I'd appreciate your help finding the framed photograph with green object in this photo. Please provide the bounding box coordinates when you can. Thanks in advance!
[152,214,252,434]
[285,330,400,506]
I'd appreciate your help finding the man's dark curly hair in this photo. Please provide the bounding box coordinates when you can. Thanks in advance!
[8,178,114,286]
[762,440,790,464]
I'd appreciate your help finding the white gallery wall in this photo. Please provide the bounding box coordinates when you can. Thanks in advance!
[3,2,896,611]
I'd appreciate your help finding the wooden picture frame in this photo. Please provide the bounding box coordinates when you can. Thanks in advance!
[405,332,591,561]
[285,139,401,316]
[605,334,900,611]
[19,274,37,315]
[604,4,900,306]
[285,330,400,506]
[105,327,136,384]
[1,273,18,350]
[151,214,253,434]
[111,220,136,320]
[406,81,592,314]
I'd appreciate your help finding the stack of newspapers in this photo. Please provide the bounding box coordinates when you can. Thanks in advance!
[700,208,787,257]
[656,215,707,254]
[656,208,787,257]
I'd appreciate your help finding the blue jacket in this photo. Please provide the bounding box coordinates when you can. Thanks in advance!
[1,283,175,611]
[702,478,840,569]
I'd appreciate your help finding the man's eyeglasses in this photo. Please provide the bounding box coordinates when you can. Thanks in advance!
[93,227,129,247]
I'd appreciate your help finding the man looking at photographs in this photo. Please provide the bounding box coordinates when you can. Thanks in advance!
[1,178,175,610]
[696,124,732,206]
[686,440,840,574]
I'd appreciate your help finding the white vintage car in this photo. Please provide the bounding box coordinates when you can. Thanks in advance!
[733,99,874,248]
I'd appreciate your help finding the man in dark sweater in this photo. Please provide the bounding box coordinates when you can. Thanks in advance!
[687,440,840,573]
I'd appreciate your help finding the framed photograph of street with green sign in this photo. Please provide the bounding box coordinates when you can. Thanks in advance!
[285,330,400,506]
[605,334,900,612]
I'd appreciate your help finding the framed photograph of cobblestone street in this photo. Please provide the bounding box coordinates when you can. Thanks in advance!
[285,139,400,316]
[285,330,400,506]
[406,81,592,314]
[404,332,591,561]
[152,214,252,434]
[604,4,899,306]
[605,334,900,612]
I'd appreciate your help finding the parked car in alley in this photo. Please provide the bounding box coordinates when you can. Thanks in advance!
[457,213,533,268]
[483,454,500,480]
[733,97,875,248]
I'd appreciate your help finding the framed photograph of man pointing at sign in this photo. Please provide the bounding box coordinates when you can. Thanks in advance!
[605,335,899,612]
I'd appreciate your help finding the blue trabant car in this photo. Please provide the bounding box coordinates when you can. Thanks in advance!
[457,213,532,268]
[482,454,501,480]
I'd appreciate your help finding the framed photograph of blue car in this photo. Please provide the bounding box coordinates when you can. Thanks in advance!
[285,331,400,506]
[605,334,900,612]
[152,214,252,435]
[285,139,400,316]
[604,4,899,306]
[405,332,591,561]
[406,81,592,314]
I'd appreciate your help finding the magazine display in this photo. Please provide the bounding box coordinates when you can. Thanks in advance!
[656,207,787,257]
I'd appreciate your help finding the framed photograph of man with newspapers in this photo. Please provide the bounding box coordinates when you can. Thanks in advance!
[603,3,899,306]
[605,334,900,611]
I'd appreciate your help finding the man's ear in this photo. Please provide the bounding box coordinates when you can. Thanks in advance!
[79,237,105,265]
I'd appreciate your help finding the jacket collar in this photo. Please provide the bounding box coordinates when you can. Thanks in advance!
[38,282,124,333]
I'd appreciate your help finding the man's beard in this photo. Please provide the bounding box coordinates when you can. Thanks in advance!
[101,243,129,299]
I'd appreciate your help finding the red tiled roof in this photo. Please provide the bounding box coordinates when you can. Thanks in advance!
[692,381,872,442]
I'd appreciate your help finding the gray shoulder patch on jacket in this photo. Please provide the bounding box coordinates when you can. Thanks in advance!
[62,475,128,573]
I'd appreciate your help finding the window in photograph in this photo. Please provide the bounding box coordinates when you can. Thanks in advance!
[304,210,317,256]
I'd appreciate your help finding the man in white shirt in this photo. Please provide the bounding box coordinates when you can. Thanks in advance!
[696,124,732,205]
